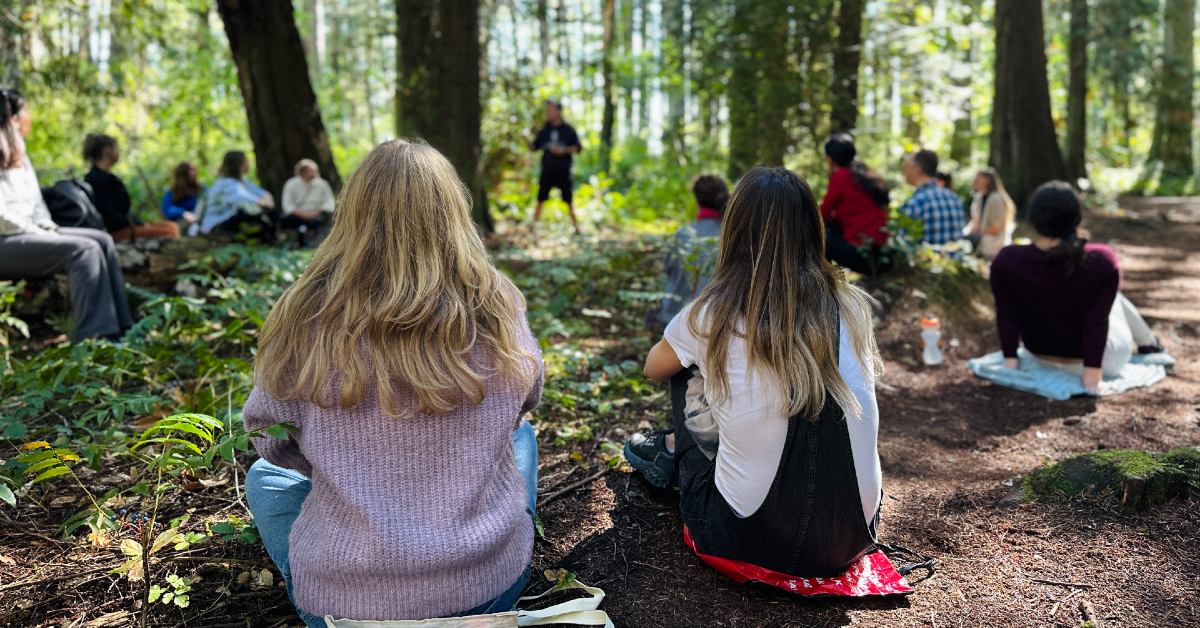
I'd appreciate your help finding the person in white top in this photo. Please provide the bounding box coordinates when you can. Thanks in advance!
[625,166,885,579]
[280,159,335,244]
[0,87,132,342]
[964,167,1015,260]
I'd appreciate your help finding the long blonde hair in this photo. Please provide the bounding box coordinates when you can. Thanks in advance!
[255,139,536,417]
[688,167,882,418]
[977,167,1016,226]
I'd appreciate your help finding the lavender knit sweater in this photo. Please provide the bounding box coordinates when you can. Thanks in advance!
[243,320,543,621]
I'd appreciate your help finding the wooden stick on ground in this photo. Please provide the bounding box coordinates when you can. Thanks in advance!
[537,467,612,509]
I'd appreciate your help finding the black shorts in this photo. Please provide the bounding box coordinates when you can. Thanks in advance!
[537,170,573,204]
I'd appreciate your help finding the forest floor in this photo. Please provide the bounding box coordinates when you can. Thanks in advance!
[1,197,1198,627]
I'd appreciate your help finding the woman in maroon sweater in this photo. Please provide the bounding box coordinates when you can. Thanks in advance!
[990,182,1160,393]
[819,134,891,276]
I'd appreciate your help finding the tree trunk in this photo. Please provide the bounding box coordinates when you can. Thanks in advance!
[600,0,616,172]
[830,0,866,133]
[728,0,790,179]
[662,0,686,158]
[989,0,1067,208]
[395,0,492,232]
[0,4,21,86]
[536,0,550,67]
[1147,0,1195,193]
[636,1,649,134]
[1065,0,1088,181]
[620,0,634,141]
[217,0,340,200]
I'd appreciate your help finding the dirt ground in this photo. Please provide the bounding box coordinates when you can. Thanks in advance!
[531,196,1200,628]
[2,197,1197,627]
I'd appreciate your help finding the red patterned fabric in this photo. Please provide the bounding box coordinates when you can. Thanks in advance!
[682,525,913,597]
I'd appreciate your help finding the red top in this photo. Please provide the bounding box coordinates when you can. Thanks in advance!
[989,243,1121,368]
[820,167,889,246]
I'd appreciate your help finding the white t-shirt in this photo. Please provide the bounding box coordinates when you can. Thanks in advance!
[281,176,336,216]
[664,303,882,523]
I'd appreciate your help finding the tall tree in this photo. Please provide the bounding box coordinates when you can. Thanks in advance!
[1147,0,1195,193]
[830,0,866,133]
[728,0,790,180]
[599,0,616,171]
[0,3,22,86]
[662,0,686,157]
[989,0,1066,208]
[1065,0,1089,181]
[217,0,340,199]
[395,0,492,232]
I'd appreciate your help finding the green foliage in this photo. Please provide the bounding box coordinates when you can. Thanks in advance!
[148,574,192,608]
[1022,448,1200,512]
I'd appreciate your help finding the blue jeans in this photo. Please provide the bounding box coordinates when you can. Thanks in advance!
[245,420,539,627]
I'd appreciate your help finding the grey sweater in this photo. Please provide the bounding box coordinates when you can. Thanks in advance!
[244,318,543,620]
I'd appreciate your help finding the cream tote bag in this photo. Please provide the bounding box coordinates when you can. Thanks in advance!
[323,579,615,628]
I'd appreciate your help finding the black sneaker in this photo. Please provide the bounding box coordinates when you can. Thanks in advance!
[1138,336,1165,355]
[624,431,675,488]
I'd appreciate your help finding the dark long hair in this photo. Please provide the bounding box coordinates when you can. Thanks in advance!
[0,87,26,170]
[824,134,889,206]
[219,151,248,179]
[170,161,201,200]
[687,167,881,418]
[1027,181,1088,277]
[692,174,730,213]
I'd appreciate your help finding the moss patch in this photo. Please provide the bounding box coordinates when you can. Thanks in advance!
[1022,447,1200,513]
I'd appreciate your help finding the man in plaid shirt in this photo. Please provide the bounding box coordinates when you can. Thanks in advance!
[900,149,966,245]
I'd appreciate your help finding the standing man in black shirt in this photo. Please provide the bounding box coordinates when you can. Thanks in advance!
[530,99,582,233]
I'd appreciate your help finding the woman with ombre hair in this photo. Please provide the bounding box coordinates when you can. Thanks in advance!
[243,139,543,625]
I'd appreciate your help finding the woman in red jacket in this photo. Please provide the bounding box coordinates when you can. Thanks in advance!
[820,134,891,276]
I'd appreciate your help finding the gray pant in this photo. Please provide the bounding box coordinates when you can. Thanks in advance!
[0,227,133,341]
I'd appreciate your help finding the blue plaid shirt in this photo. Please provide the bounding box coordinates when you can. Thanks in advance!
[900,182,966,245]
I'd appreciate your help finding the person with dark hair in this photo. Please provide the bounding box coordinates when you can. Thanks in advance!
[0,88,132,341]
[819,134,891,276]
[162,161,202,225]
[626,166,885,583]
[934,172,952,189]
[899,149,964,245]
[656,174,729,327]
[990,181,1162,394]
[83,133,180,240]
[197,150,275,240]
[529,99,582,233]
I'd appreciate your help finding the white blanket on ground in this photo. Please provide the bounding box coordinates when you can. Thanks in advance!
[967,348,1175,401]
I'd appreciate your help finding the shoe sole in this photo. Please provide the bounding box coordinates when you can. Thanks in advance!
[624,442,672,489]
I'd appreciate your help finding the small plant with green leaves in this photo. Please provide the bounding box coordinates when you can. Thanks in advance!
[148,574,192,609]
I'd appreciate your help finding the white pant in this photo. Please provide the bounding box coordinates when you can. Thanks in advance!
[1035,293,1155,378]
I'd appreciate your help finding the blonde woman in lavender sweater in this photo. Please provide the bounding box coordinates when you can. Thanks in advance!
[243,140,543,625]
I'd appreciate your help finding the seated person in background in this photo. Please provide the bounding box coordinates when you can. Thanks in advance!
[161,161,202,226]
[655,174,728,328]
[964,167,1014,260]
[197,150,275,241]
[625,167,885,582]
[243,140,542,626]
[0,88,132,341]
[990,181,1162,394]
[934,171,953,189]
[83,133,180,240]
[280,158,335,242]
[819,134,891,276]
[899,149,965,246]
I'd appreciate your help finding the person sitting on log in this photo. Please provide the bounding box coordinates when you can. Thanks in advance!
[655,174,728,328]
[0,88,132,342]
[196,150,275,241]
[161,161,202,227]
[819,134,892,276]
[990,181,1164,394]
[624,166,886,582]
[242,139,542,626]
[83,133,181,241]
[280,158,335,246]
[899,149,965,246]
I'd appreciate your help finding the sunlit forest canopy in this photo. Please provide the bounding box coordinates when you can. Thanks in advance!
[1,0,1192,228]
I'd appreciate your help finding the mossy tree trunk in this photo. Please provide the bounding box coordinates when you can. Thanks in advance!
[830,0,866,134]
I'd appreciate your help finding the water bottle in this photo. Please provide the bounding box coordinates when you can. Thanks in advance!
[921,318,944,366]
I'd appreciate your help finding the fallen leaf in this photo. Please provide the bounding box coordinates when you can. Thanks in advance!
[236,571,251,586]
[85,611,131,627]
[0,554,16,566]
[49,495,77,507]
[252,568,273,589]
